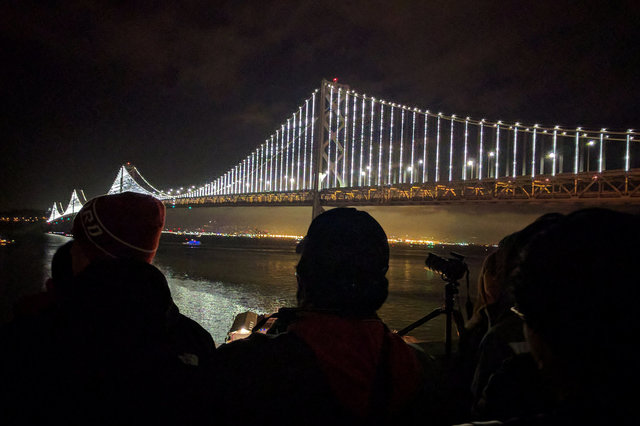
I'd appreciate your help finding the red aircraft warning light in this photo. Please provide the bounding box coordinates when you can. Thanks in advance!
[333,77,338,82]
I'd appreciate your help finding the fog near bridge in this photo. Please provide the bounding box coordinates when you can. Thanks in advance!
[165,202,640,245]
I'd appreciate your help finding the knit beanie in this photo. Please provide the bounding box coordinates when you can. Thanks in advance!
[72,192,165,263]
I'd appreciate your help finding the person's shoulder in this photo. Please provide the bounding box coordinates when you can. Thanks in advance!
[216,330,302,357]
[208,330,324,393]
[213,330,323,379]
[175,314,215,345]
[203,330,344,426]
[479,315,524,353]
[491,311,525,338]
[169,313,216,364]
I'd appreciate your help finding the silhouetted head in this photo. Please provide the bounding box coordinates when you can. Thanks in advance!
[498,212,564,278]
[295,208,389,316]
[512,208,640,395]
[481,213,564,314]
[470,251,498,319]
[71,192,165,274]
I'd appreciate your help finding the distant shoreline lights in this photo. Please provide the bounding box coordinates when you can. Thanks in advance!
[161,230,496,247]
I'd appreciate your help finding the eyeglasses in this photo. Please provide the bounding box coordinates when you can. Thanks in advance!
[510,305,526,321]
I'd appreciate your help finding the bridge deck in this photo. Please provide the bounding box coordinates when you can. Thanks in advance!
[168,169,640,208]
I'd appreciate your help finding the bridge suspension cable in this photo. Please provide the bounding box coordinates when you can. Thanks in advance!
[176,80,638,202]
[47,80,638,215]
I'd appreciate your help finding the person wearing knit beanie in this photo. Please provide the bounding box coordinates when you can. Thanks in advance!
[1,192,217,425]
[71,192,165,273]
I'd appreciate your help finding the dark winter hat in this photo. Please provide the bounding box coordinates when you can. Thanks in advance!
[296,208,389,314]
[72,192,165,263]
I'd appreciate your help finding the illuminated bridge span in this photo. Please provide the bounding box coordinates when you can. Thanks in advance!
[47,164,169,223]
[173,80,640,211]
[48,79,640,222]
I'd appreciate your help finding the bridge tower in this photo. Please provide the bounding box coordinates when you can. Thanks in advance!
[311,79,350,218]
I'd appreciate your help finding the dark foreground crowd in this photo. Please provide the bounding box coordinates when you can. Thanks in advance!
[1,192,638,426]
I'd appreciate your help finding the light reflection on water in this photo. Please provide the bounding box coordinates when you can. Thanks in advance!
[154,243,300,344]
[153,239,492,345]
[33,234,493,345]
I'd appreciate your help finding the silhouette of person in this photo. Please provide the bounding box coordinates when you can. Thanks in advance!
[11,240,75,318]
[0,192,215,425]
[204,207,434,425]
[458,208,640,425]
[48,240,74,292]
[469,214,562,419]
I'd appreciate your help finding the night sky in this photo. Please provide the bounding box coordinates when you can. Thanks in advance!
[2,1,639,214]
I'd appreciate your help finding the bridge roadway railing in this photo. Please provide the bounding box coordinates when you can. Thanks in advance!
[168,190,317,207]
[167,169,640,208]
[322,168,640,205]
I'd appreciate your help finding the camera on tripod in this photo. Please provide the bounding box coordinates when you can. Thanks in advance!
[425,252,468,282]
[399,251,470,357]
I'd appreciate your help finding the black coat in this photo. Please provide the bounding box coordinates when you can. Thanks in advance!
[0,259,215,426]
[202,309,435,426]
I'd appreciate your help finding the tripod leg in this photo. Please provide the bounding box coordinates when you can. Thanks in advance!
[452,309,466,338]
[445,309,468,358]
[397,308,444,336]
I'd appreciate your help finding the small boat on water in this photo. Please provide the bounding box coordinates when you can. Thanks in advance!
[182,239,201,247]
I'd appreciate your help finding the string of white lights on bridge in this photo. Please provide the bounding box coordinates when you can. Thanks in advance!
[176,81,637,199]
[47,80,638,222]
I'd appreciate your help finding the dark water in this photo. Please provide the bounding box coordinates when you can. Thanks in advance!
[153,234,493,344]
[0,231,59,324]
[1,233,494,345]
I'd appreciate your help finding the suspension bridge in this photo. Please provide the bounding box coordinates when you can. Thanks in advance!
[47,79,640,224]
